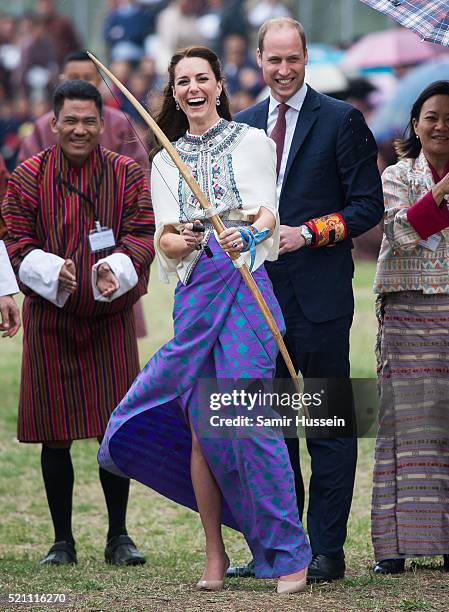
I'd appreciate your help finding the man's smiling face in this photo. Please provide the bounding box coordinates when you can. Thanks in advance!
[51,98,104,166]
[257,25,308,104]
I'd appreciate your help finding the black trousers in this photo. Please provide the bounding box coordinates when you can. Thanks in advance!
[272,270,357,559]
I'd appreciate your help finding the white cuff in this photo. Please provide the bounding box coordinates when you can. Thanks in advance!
[0,240,19,296]
[18,249,70,307]
[91,253,138,302]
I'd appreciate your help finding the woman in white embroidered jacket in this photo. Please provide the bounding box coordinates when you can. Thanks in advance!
[99,46,312,593]
[372,80,449,575]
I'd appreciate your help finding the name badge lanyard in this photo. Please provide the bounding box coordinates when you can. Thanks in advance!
[55,155,110,256]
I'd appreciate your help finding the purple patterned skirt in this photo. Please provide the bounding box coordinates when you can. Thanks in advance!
[98,237,311,577]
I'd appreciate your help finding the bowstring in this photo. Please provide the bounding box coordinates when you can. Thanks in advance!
[93,63,181,206]
[93,63,278,366]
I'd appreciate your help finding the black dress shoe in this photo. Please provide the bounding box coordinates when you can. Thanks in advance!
[443,555,449,572]
[104,535,146,566]
[226,558,255,578]
[372,558,405,574]
[40,541,77,566]
[307,554,345,583]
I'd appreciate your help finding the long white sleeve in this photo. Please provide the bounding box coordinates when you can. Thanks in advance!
[18,249,70,307]
[0,240,19,296]
[91,253,138,302]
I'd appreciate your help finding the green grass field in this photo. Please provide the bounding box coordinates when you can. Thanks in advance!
[1,261,448,611]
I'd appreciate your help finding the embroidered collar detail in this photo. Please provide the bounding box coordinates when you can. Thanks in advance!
[174,118,248,158]
[162,119,249,223]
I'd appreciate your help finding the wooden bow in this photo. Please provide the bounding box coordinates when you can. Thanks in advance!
[87,52,307,412]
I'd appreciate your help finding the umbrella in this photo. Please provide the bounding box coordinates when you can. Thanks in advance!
[370,57,449,142]
[303,63,377,100]
[359,0,449,47]
[306,43,345,65]
[308,67,377,100]
[366,71,398,107]
[305,63,349,93]
[305,44,377,99]
[341,26,448,69]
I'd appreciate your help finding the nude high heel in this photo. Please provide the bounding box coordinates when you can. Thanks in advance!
[196,555,230,591]
[277,569,308,594]
[196,577,225,591]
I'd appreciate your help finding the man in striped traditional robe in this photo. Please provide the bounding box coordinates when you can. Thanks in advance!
[18,49,149,338]
[2,80,155,566]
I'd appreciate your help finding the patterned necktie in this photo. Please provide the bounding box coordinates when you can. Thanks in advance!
[270,103,289,176]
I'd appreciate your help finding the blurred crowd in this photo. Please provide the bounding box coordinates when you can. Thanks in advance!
[0,0,295,171]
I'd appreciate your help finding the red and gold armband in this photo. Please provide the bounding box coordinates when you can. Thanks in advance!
[304,213,347,248]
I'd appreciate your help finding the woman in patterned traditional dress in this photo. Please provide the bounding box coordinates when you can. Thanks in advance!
[99,46,311,593]
[372,81,449,574]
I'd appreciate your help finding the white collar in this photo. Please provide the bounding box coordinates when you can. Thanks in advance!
[268,83,308,115]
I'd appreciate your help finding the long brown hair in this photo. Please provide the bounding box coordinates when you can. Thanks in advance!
[151,46,232,158]
[395,80,449,159]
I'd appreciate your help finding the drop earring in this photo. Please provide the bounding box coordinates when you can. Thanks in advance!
[216,96,221,106]
[175,100,180,111]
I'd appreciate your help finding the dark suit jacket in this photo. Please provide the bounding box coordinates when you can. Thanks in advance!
[236,87,384,323]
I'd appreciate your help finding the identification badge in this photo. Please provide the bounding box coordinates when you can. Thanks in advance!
[419,234,441,252]
[88,223,116,252]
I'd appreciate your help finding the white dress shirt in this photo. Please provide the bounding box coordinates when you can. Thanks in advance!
[18,249,137,307]
[0,240,19,297]
[267,83,308,200]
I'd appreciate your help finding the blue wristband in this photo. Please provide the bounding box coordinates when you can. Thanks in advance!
[238,225,270,271]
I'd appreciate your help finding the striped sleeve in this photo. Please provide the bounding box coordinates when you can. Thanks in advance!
[0,154,9,204]
[1,158,42,274]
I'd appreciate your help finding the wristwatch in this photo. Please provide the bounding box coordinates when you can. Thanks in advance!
[299,224,313,246]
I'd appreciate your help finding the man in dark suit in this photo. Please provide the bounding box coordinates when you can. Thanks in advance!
[227,17,383,582]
